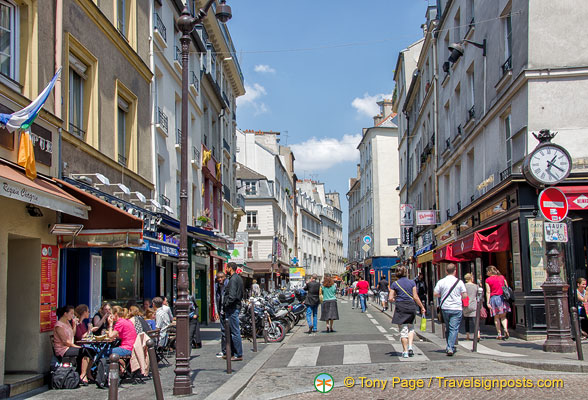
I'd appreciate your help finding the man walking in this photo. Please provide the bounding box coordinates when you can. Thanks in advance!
[214,271,228,358]
[415,272,428,313]
[433,264,467,356]
[377,274,390,312]
[356,275,369,312]
[303,274,321,333]
[351,280,358,309]
[223,263,244,361]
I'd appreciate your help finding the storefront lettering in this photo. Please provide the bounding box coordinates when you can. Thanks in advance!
[2,182,40,203]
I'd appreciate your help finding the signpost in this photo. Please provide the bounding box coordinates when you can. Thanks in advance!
[363,235,372,244]
[538,187,569,222]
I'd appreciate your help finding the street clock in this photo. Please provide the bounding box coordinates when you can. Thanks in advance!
[522,129,572,188]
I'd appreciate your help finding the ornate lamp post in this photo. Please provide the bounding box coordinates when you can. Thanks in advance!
[174,1,232,395]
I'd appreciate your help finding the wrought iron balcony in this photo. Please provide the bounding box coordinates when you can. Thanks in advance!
[192,146,200,162]
[190,71,199,89]
[157,106,168,134]
[223,184,230,202]
[69,123,86,141]
[501,55,512,75]
[154,13,166,42]
[223,138,230,153]
[117,154,127,166]
[176,129,181,146]
[235,193,245,209]
[160,194,170,207]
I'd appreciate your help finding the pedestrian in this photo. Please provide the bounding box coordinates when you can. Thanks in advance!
[485,265,511,340]
[152,297,172,346]
[377,274,390,312]
[304,274,321,333]
[251,279,261,297]
[463,273,480,341]
[189,294,202,349]
[576,277,588,338]
[320,275,339,332]
[214,271,228,358]
[351,279,359,309]
[223,262,244,361]
[356,275,369,312]
[434,263,467,356]
[389,266,426,358]
[414,272,428,313]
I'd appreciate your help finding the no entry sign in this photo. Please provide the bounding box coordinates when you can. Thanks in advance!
[538,187,568,222]
[369,268,375,275]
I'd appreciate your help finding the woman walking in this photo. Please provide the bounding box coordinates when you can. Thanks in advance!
[485,265,511,340]
[389,267,426,358]
[320,275,339,332]
[463,273,480,341]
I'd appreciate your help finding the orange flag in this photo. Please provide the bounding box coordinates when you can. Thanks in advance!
[17,131,37,180]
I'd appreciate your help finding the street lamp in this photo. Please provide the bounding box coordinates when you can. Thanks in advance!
[174,1,232,395]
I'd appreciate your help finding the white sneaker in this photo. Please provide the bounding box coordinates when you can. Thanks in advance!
[402,352,409,358]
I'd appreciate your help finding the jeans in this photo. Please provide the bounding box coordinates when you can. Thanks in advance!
[352,294,358,308]
[189,316,201,346]
[219,313,226,354]
[306,304,318,331]
[227,307,243,357]
[442,309,462,352]
[111,347,132,357]
[359,294,367,312]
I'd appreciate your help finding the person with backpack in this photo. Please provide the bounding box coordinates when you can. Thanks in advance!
[53,306,92,385]
[434,263,467,356]
[485,265,511,340]
[389,267,426,358]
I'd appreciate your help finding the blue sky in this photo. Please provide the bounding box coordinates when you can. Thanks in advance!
[227,1,429,254]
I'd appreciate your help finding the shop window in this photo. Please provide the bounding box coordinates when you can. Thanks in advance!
[102,249,143,302]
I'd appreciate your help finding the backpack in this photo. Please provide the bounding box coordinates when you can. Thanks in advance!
[51,364,80,389]
[94,357,109,388]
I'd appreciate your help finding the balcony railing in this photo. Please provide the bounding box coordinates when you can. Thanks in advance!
[444,138,451,152]
[174,46,181,63]
[235,193,245,209]
[223,184,230,202]
[160,194,170,207]
[223,138,230,153]
[190,71,199,89]
[468,105,475,121]
[176,129,182,146]
[501,55,512,75]
[154,13,166,42]
[500,165,512,182]
[69,123,86,141]
[246,224,258,230]
[192,146,200,162]
[118,154,127,166]
[157,106,168,134]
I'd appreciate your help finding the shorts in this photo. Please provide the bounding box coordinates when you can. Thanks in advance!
[399,324,414,338]
[380,291,389,303]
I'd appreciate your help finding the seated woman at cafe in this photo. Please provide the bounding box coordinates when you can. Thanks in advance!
[128,305,151,334]
[54,306,92,385]
[92,302,112,335]
[145,309,156,331]
[107,305,138,356]
[74,304,92,342]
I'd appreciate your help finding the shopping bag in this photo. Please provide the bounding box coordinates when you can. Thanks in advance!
[420,314,427,331]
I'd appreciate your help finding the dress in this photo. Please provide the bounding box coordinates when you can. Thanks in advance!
[486,275,511,316]
[320,285,339,321]
[390,278,417,325]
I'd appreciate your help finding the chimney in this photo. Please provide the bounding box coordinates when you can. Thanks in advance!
[357,163,361,179]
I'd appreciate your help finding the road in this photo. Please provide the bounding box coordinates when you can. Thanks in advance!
[237,295,588,399]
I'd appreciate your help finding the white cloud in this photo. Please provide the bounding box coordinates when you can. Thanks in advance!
[254,64,276,74]
[237,83,269,116]
[290,134,361,171]
[351,93,393,117]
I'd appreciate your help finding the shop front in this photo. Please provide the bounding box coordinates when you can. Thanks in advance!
[371,257,399,286]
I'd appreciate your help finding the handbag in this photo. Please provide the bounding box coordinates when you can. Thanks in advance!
[462,296,470,308]
[52,364,80,389]
[480,305,488,319]
[502,277,515,303]
[420,314,427,331]
[437,278,460,323]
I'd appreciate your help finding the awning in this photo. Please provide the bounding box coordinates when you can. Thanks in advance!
[417,250,434,264]
[433,243,467,263]
[452,223,510,258]
[559,186,588,210]
[247,261,272,273]
[0,162,88,218]
[55,179,144,247]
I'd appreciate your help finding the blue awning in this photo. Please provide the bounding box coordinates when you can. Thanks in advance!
[415,243,433,256]
[371,257,399,270]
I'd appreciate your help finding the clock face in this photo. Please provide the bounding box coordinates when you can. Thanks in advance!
[528,145,571,184]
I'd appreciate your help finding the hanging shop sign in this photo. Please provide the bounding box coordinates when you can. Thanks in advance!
[133,238,178,257]
[401,226,414,246]
[400,204,414,225]
[228,240,245,264]
[40,244,58,332]
[416,210,437,225]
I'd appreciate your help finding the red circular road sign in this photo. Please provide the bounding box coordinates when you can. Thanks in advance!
[538,187,568,222]
[369,268,375,275]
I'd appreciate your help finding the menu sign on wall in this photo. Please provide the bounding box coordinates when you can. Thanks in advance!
[40,244,58,332]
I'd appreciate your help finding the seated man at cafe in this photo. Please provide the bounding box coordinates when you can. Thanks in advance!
[106,305,137,357]
[153,297,172,346]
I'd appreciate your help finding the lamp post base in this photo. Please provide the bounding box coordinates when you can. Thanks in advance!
[541,281,575,353]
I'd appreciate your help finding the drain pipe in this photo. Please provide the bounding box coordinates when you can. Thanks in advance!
[55,0,63,178]
[149,0,157,195]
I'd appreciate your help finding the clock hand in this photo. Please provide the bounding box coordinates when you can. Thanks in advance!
[547,160,565,172]
[546,169,559,182]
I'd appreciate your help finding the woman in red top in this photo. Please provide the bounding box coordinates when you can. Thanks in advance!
[107,305,138,357]
[356,275,370,312]
[485,265,511,340]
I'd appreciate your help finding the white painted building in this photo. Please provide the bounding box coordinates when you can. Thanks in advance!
[296,188,323,278]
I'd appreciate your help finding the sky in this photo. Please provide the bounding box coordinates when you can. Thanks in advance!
[226,1,430,255]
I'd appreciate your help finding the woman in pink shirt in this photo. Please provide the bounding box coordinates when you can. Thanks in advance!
[107,305,138,356]
[485,265,511,340]
[53,306,92,384]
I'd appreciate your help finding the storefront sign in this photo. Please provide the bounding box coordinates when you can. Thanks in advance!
[289,267,305,279]
[528,219,546,290]
[30,124,53,166]
[228,240,245,263]
[134,238,179,257]
[416,210,437,225]
[400,204,414,225]
[40,244,58,332]
[402,226,414,245]
[544,222,568,242]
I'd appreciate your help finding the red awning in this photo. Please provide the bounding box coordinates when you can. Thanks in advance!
[452,223,510,258]
[559,186,588,210]
[433,243,467,263]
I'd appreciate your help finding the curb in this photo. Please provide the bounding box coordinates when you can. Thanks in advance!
[205,323,301,400]
[494,358,588,373]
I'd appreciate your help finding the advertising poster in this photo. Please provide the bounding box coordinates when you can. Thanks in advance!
[40,244,58,332]
[528,219,546,290]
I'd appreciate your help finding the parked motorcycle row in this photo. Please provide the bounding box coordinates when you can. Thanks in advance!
[239,289,307,342]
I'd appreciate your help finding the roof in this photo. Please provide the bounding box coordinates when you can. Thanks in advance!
[376,112,398,128]
[236,163,267,180]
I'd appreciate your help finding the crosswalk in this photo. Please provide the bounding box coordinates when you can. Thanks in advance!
[276,342,430,368]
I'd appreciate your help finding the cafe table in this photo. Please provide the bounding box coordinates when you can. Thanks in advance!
[77,337,119,364]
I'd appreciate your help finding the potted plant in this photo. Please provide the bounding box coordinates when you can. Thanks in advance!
[197,208,212,229]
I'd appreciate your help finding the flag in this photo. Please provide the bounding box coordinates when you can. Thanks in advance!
[0,67,62,180]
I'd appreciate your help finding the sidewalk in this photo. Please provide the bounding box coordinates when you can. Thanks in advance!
[371,297,588,372]
[20,322,278,400]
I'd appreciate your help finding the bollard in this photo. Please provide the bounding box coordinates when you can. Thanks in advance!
[225,318,232,374]
[250,305,258,352]
[146,339,164,400]
[571,307,584,361]
[263,314,269,344]
[108,353,119,400]
[472,294,482,353]
[430,301,436,334]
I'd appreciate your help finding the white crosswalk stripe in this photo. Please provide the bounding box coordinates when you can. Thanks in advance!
[389,343,430,361]
[343,344,371,364]
[287,346,321,367]
[376,325,387,333]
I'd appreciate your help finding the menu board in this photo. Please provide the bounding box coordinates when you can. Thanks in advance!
[40,244,58,332]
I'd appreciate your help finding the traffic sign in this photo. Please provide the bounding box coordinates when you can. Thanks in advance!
[544,222,568,242]
[362,244,370,252]
[291,257,298,264]
[363,235,372,244]
[538,187,568,222]
[369,268,375,275]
